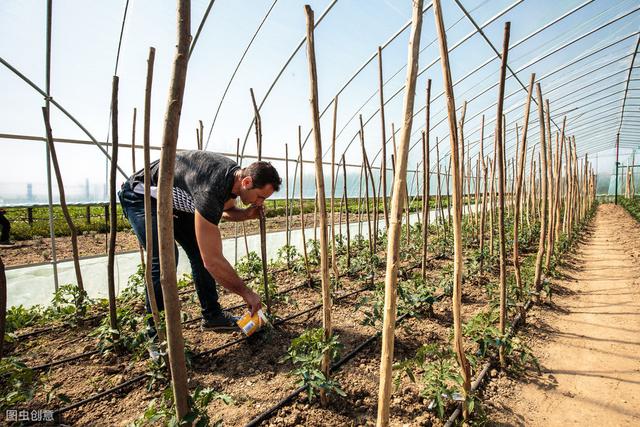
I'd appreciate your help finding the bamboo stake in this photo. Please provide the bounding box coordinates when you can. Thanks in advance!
[298,128,311,283]
[198,119,204,150]
[331,97,339,279]
[432,0,472,419]
[156,0,191,418]
[544,99,555,271]
[533,83,549,299]
[436,140,444,237]
[0,256,5,360]
[131,107,146,269]
[142,47,163,342]
[342,154,351,269]
[479,116,487,272]
[376,1,423,424]
[458,101,467,196]
[131,108,137,173]
[358,163,363,236]
[285,144,290,268]
[107,76,120,341]
[41,108,85,301]
[513,73,534,312]
[250,88,272,315]
[304,5,333,406]
[421,79,431,278]
[360,115,378,252]
[378,47,389,229]
[359,127,374,258]
[489,138,496,257]
[446,157,452,231]
[494,22,510,368]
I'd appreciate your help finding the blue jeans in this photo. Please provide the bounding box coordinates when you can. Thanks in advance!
[118,181,222,331]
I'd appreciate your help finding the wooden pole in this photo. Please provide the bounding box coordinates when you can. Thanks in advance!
[131,108,138,172]
[544,99,555,271]
[342,154,351,269]
[432,0,472,419]
[285,143,290,268]
[0,256,5,360]
[156,0,191,419]
[513,73,534,312]
[331,97,339,279]
[378,47,390,229]
[359,127,374,258]
[298,128,311,283]
[376,1,423,424]
[41,107,85,300]
[494,22,510,368]
[142,47,163,342]
[304,5,333,405]
[132,107,146,268]
[250,88,272,315]
[533,83,549,298]
[421,79,431,278]
[107,76,120,340]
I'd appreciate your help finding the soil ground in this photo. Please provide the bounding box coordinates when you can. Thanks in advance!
[482,203,640,426]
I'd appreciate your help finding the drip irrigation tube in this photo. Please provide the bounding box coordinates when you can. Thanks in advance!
[13,269,289,341]
[29,279,314,372]
[51,283,372,415]
[245,312,411,427]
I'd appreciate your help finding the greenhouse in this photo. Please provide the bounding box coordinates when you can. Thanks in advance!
[1,0,639,425]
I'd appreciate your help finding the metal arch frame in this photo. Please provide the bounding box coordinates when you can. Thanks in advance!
[370,12,640,176]
[233,0,339,162]
[615,35,639,203]
[0,56,128,179]
[204,0,279,149]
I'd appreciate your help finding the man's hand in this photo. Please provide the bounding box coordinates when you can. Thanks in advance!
[244,204,264,221]
[242,288,262,316]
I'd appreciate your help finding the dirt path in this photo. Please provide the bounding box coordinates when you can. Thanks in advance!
[487,203,640,426]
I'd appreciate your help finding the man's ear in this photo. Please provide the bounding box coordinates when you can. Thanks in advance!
[241,176,253,189]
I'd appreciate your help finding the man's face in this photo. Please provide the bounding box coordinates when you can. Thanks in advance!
[238,176,274,206]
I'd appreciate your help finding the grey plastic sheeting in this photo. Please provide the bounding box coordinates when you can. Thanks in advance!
[6,205,473,308]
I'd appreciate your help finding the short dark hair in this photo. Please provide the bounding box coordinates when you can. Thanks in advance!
[241,161,282,192]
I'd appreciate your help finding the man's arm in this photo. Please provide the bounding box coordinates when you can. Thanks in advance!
[194,210,261,314]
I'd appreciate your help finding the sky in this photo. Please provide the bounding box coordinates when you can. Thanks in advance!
[0,0,638,204]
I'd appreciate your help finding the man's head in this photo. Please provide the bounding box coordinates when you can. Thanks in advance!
[236,161,282,206]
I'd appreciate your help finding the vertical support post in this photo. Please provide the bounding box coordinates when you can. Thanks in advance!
[285,143,290,268]
[107,76,120,337]
[250,88,272,315]
[376,1,423,424]
[299,128,311,283]
[330,97,339,279]
[615,133,620,205]
[143,47,163,342]
[432,0,472,419]
[342,154,351,269]
[304,4,332,405]
[533,83,549,298]
[494,22,510,368]
[378,47,389,229]
[45,0,59,292]
[157,0,191,419]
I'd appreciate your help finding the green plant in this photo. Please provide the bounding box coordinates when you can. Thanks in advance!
[306,239,321,266]
[394,343,467,419]
[119,264,146,305]
[129,386,230,427]
[0,357,39,411]
[90,308,148,357]
[281,328,345,402]
[236,251,262,279]
[463,310,539,373]
[5,304,46,333]
[46,284,93,323]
